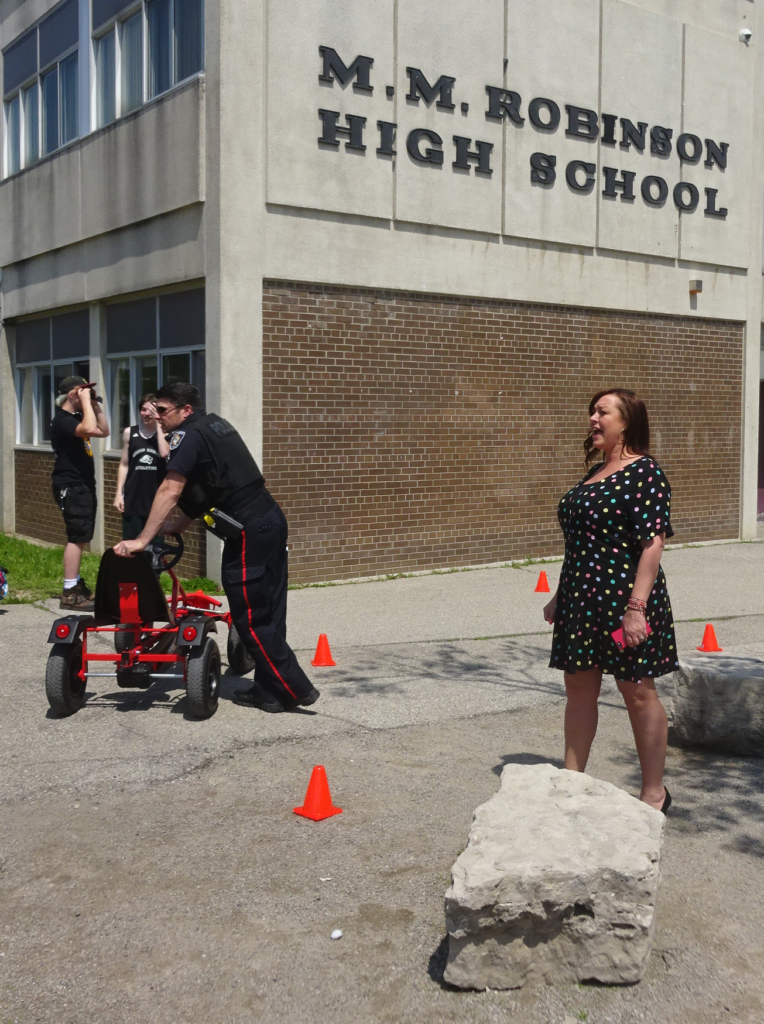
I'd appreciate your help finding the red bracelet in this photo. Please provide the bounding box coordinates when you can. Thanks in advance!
[627,597,647,612]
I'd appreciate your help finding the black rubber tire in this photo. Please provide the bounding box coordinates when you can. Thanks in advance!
[186,636,221,719]
[227,623,255,676]
[45,642,86,716]
[114,627,136,653]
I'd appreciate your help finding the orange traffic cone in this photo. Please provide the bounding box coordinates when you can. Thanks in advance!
[697,624,723,653]
[535,570,550,593]
[311,633,336,666]
[293,765,343,821]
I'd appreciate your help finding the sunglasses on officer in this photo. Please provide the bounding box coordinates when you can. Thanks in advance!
[154,404,180,417]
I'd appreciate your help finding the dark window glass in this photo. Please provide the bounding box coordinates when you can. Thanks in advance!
[92,0,133,32]
[159,288,205,349]
[3,29,37,96]
[60,51,78,144]
[41,67,58,154]
[74,359,91,381]
[192,350,205,406]
[106,298,157,353]
[40,368,53,441]
[39,0,78,68]
[162,352,190,387]
[175,0,203,82]
[16,318,50,363]
[52,309,90,360]
[148,0,172,97]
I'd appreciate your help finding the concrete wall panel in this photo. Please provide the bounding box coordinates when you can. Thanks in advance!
[679,25,752,268]
[81,80,205,240]
[0,143,81,266]
[597,0,682,257]
[266,0,394,219]
[394,0,504,233]
[504,0,599,246]
[0,79,204,267]
[1,206,204,318]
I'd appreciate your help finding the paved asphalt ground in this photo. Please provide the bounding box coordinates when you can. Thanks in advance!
[1,541,763,1023]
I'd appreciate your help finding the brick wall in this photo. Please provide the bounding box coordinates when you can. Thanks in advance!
[262,281,744,583]
[103,456,207,577]
[14,449,70,545]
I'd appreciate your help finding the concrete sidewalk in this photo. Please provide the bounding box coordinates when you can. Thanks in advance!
[0,540,763,1024]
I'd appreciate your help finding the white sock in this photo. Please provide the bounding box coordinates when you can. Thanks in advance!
[64,577,80,590]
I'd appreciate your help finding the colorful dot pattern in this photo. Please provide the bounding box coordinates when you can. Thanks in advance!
[549,456,679,683]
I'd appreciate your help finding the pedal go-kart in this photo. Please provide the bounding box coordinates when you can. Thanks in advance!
[45,535,248,719]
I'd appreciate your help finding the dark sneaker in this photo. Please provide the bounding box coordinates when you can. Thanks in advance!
[282,686,321,711]
[232,685,285,713]
[59,580,95,612]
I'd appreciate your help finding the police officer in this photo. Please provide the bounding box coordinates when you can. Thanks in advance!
[113,382,319,714]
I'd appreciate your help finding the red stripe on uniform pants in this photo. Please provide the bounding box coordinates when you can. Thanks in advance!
[240,532,297,699]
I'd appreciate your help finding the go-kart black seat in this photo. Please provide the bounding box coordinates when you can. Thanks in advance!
[94,550,172,626]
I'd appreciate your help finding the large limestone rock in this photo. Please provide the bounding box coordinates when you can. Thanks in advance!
[672,656,764,756]
[444,764,664,990]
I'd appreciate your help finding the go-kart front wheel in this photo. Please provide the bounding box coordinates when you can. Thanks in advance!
[46,642,86,716]
[186,636,220,719]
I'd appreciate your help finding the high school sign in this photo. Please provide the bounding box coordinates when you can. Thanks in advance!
[317,47,729,219]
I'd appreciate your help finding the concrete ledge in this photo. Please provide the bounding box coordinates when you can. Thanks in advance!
[672,656,764,756]
[444,764,664,990]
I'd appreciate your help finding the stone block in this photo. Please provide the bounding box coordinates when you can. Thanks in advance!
[444,764,664,990]
[671,656,764,756]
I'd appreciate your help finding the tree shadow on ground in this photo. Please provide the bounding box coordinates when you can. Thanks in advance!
[319,636,565,704]
[605,737,764,858]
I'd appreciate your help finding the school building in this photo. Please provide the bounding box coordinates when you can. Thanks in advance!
[1,0,762,582]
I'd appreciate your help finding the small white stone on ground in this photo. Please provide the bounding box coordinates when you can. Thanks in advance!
[444,764,665,990]
[672,656,764,756]
[330,929,342,940]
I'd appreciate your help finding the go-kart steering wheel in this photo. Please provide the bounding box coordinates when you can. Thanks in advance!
[149,533,184,572]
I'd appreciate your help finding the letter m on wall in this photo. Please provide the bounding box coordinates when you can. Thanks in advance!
[319,46,374,92]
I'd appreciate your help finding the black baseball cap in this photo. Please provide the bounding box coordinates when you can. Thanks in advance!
[58,375,96,395]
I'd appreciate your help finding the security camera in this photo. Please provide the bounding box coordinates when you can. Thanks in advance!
[740,28,752,44]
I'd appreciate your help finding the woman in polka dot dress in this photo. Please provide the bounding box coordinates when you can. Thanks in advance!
[544,390,677,814]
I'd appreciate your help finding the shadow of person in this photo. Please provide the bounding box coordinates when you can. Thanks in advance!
[492,752,564,776]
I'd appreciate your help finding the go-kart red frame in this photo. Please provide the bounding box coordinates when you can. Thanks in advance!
[46,539,233,719]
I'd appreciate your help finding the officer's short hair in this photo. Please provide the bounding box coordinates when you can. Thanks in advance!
[155,382,203,411]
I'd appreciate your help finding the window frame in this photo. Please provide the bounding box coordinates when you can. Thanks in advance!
[14,314,91,447]
[91,0,204,132]
[104,290,205,451]
[3,30,80,177]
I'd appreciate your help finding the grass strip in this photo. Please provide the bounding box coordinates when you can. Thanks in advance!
[0,533,221,603]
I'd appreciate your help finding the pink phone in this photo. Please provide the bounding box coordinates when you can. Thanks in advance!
[612,623,652,650]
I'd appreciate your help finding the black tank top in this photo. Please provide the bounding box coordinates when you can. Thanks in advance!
[123,426,166,516]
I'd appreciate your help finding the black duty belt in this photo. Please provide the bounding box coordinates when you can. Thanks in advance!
[230,489,275,525]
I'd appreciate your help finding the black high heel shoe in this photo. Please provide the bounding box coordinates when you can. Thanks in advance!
[660,787,672,815]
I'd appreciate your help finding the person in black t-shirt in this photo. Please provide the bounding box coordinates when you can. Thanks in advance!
[113,393,169,540]
[50,376,109,610]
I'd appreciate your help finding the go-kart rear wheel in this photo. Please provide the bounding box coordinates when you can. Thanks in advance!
[46,642,86,716]
[186,636,220,719]
[227,623,255,676]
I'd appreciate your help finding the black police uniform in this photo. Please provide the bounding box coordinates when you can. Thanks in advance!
[165,410,315,708]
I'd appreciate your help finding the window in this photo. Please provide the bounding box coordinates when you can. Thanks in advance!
[2,1,79,177]
[93,0,204,128]
[105,288,206,442]
[95,30,116,127]
[14,311,91,446]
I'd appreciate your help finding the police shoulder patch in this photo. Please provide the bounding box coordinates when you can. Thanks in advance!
[169,431,185,451]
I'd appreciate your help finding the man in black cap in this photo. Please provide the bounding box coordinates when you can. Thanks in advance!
[113,382,318,714]
[51,376,110,610]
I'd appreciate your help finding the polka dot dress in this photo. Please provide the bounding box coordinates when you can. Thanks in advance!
[549,456,679,683]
